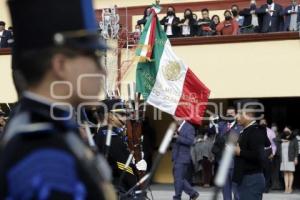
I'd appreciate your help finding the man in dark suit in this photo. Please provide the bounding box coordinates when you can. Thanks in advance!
[212,107,242,200]
[160,6,180,38]
[283,0,300,31]
[172,119,199,200]
[256,0,284,33]
[0,21,13,48]
[233,102,271,200]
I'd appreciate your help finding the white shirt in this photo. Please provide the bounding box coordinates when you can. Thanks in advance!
[0,30,4,44]
[267,3,275,16]
[166,16,174,35]
[289,5,299,31]
[182,23,190,36]
[251,15,259,27]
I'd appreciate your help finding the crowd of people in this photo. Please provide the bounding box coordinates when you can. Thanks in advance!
[175,104,300,200]
[135,0,300,38]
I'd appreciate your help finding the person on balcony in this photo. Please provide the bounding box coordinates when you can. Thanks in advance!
[212,15,220,28]
[283,0,300,31]
[216,10,239,35]
[178,9,197,37]
[160,6,180,38]
[239,0,261,33]
[256,0,284,33]
[197,8,216,36]
[137,7,151,28]
[0,21,13,48]
[231,5,244,28]
[279,126,299,194]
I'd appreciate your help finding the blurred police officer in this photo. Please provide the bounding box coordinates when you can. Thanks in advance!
[0,0,116,199]
[0,110,6,137]
[94,98,147,198]
[212,107,242,200]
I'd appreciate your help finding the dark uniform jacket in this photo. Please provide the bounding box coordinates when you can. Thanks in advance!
[233,123,271,184]
[0,92,106,200]
[94,126,137,192]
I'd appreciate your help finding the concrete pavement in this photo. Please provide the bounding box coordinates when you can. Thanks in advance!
[149,185,300,200]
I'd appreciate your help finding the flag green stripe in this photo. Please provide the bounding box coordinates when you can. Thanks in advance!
[135,14,153,56]
[136,15,168,99]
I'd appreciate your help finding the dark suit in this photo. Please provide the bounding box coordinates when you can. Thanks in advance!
[257,3,284,33]
[0,30,13,48]
[172,121,198,200]
[94,126,137,192]
[233,123,271,200]
[283,5,300,31]
[212,121,242,200]
[160,15,180,37]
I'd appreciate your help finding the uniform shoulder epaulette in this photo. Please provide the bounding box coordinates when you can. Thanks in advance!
[2,112,54,145]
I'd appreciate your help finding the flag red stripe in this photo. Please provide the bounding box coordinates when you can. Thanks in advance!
[146,12,157,58]
[174,68,210,125]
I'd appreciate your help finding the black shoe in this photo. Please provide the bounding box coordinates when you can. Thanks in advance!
[190,192,199,200]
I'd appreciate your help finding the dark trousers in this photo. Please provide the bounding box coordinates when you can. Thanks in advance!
[263,157,272,192]
[238,173,265,200]
[271,155,283,190]
[202,158,213,185]
[294,155,300,188]
[173,162,197,200]
[222,168,239,200]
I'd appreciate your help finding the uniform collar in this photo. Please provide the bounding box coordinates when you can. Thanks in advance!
[242,120,256,132]
[21,91,77,131]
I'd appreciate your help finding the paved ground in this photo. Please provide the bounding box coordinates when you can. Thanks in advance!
[149,185,300,200]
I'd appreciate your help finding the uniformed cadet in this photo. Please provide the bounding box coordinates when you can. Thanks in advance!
[93,98,147,197]
[0,0,116,199]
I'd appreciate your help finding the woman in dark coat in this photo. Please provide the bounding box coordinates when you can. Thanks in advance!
[137,7,151,28]
[178,8,197,37]
[279,126,299,193]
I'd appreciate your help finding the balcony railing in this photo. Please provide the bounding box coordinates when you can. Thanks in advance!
[1,32,299,56]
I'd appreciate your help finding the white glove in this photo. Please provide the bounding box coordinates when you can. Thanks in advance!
[135,159,147,171]
[132,152,145,164]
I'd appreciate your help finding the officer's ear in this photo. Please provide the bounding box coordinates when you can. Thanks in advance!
[51,53,69,80]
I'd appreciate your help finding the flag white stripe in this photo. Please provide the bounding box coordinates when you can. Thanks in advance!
[140,23,152,57]
[147,40,188,114]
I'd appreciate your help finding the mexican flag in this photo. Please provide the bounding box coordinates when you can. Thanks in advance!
[135,5,210,125]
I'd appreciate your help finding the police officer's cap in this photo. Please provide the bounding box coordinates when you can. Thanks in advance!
[8,0,107,69]
[99,98,127,115]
